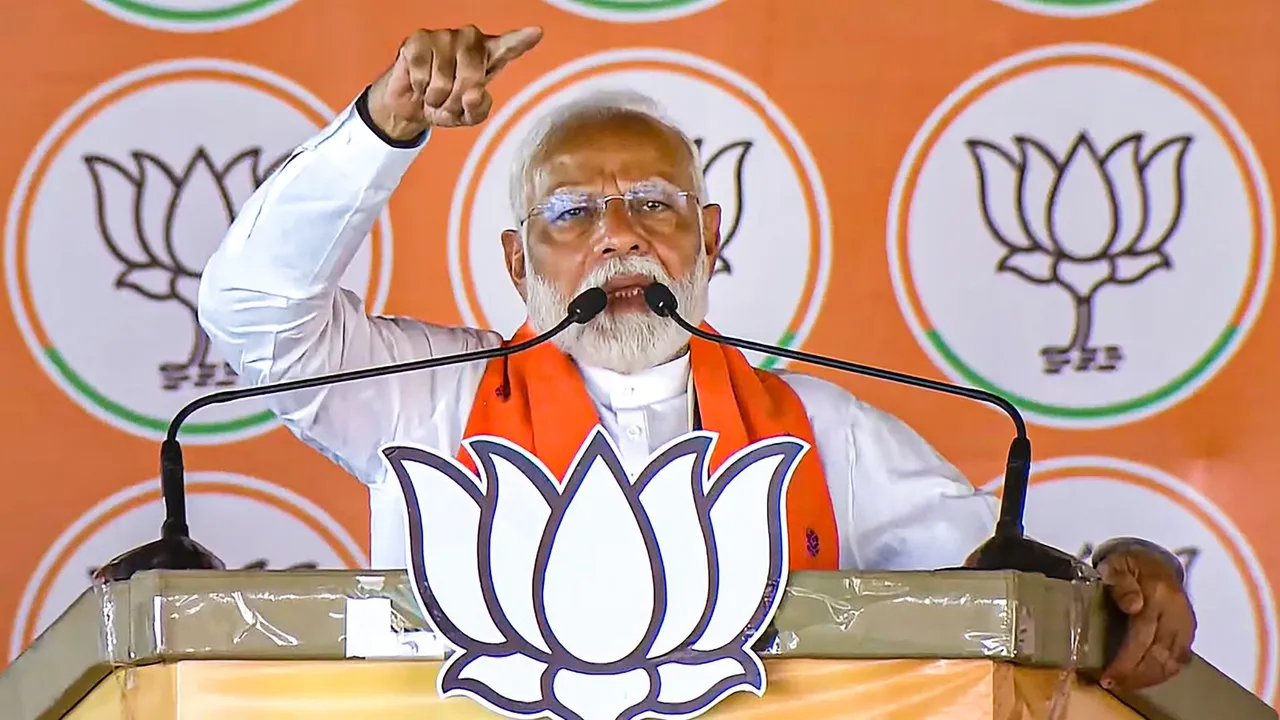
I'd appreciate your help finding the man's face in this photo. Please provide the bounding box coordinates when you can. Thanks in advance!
[502,113,723,372]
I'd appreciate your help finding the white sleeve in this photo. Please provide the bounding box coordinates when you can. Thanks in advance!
[198,91,499,482]
[845,400,999,571]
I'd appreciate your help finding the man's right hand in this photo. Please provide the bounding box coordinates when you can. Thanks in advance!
[368,25,543,141]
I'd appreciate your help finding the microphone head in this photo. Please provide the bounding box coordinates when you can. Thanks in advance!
[567,287,608,324]
[643,282,678,317]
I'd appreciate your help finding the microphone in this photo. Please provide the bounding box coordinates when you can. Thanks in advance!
[643,282,1080,580]
[94,287,610,582]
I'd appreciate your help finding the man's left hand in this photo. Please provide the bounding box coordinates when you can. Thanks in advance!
[1097,546,1197,690]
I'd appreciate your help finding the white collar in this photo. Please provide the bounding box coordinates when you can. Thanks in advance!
[578,352,691,411]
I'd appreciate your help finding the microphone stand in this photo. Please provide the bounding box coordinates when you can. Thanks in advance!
[94,288,609,582]
[642,283,1082,581]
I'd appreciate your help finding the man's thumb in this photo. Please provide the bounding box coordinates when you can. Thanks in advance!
[485,26,543,73]
[1100,559,1146,614]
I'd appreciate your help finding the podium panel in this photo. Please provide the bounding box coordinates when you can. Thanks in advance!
[2,570,1272,720]
[64,659,1142,720]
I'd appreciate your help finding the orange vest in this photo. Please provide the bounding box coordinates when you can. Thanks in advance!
[459,323,839,571]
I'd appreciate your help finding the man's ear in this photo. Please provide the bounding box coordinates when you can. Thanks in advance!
[700,203,723,271]
[501,229,526,299]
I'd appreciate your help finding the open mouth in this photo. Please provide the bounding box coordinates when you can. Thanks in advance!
[601,274,652,301]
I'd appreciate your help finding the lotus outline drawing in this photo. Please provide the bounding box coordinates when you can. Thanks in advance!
[85,146,289,390]
[381,426,805,720]
[967,131,1192,374]
[692,137,752,278]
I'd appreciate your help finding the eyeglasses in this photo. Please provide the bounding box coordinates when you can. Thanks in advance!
[521,187,701,242]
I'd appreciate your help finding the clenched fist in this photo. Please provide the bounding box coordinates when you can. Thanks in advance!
[368,25,543,140]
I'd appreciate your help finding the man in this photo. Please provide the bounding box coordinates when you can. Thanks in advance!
[198,24,1195,690]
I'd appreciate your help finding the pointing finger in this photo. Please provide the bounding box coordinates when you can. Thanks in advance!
[484,26,543,77]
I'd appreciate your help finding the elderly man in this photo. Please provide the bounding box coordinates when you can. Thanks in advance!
[198,25,1195,690]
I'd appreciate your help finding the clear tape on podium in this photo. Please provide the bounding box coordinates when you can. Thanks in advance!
[1039,571,1097,719]
[2,569,1271,720]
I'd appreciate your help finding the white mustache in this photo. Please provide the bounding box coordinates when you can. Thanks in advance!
[576,256,672,295]
[525,248,709,373]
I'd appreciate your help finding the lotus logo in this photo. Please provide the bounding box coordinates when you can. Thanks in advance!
[967,132,1192,374]
[85,146,288,390]
[383,428,803,720]
[693,137,752,277]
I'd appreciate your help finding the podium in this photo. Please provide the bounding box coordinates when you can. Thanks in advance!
[1,569,1273,720]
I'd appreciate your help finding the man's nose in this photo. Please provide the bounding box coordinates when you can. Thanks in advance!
[593,201,651,256]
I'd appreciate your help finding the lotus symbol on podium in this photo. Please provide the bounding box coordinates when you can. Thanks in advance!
[382,427,805,720]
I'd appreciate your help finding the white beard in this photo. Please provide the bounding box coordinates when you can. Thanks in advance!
[525,253,710,374]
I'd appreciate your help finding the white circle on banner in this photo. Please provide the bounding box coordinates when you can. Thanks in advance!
[81,0,301,32]
[449,48,831,370]
[7,471,366,660]
[989,0,1158,17]
[4,58,393,444]
[538,0,725,23]
[888,44,1272,430]
[984,457,1277,701]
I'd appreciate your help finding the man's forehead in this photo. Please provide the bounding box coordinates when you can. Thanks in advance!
[534,114,693,165]
[539,176,685,199]
[528,114,698,196]
[541,109,686,149]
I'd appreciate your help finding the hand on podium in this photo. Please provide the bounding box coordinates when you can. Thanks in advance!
[962,536,1198,692]
[1096,543,1197,691]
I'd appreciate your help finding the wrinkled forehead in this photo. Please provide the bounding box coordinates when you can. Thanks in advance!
[526,113,699,200]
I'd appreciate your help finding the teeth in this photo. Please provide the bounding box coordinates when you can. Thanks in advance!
[609,287,643,298]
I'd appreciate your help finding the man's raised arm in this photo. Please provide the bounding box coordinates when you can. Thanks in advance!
[197,25,543,479]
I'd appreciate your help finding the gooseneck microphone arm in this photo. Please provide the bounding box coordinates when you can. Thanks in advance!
[161,286,609,444]
[161,286,608,537]
[643,282,1078,579]
[642,283,1029,534]
[96,287,608,582]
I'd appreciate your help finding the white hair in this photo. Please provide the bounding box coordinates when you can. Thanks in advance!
[508,89,707,224]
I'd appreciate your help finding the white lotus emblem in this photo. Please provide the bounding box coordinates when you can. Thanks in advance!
[381,427,805,720]
[967,132,1191,374]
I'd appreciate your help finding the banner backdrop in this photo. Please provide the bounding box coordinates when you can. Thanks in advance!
[1,0,1278,705]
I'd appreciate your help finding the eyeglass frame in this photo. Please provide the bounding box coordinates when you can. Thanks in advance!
[517,187,705,233]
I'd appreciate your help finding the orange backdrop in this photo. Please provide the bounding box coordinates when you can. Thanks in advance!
[1,0,1277,706]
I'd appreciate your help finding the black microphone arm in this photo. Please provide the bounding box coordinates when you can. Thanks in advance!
[94,287,609,582]
[642,282,1081,580]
